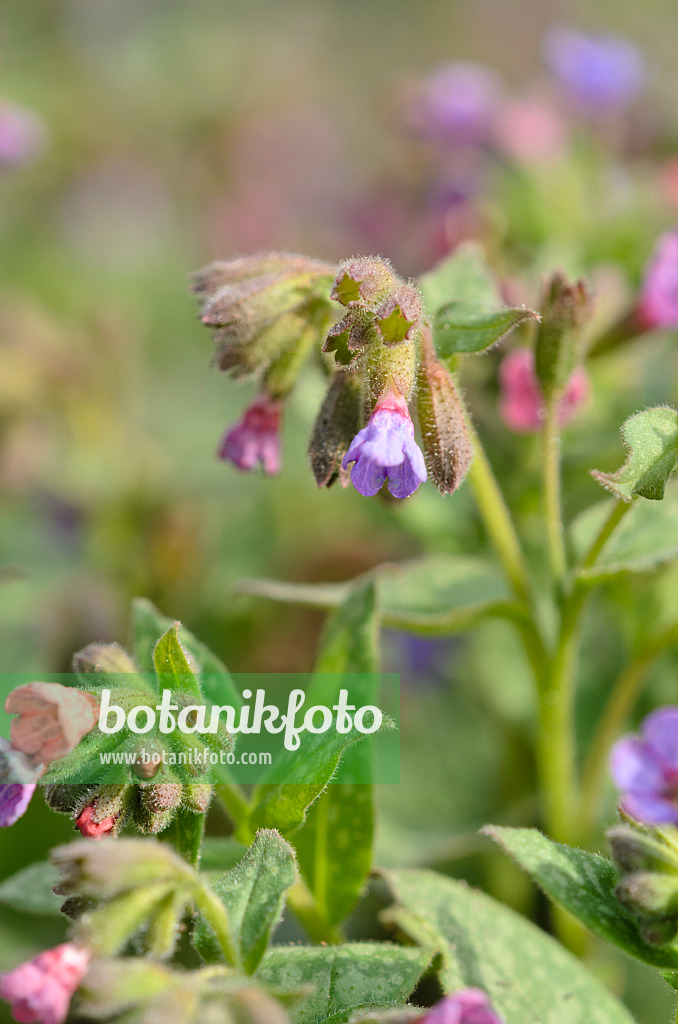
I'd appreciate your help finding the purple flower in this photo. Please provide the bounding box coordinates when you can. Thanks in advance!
[218,394,282,474]
[0,738,42,827]
[498,348,589,433]
[0,102,46,167]
[342,390,427,499]
[422,989,504,1024]
[543,27,646,114]
[0,944,90,1024]
[611,707,678,824]
[410,62,500,146]
[638,231,678,330]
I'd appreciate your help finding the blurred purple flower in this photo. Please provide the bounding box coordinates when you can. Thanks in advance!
[611,707,678,824]
[493,96,568,165]
[422,989,504,1024]
[0,101,46,167]
[0,738,42,827]
[638,231,678,330]
[543,27,646,114]
[343,389,426,499]
[0,944,90,1024]
[218,394,283,475]
[410,62,500,146]
[499,348,589,433]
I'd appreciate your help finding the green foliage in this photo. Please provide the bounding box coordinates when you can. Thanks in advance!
[433,305,538,358]
[193,829,297,973]
[484,826,678,970]
[418,243,500,318]
[383,868,636,1023]
[592,407,678,502]
[153,622,202,699]
[256,943,434,1024]
[0,861,63,915]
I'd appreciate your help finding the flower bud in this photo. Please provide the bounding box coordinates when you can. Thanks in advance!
[534,271,593,402]
[608,824,678,876]
[608,821,678,945]
[72,642,138,675]
[309,372,363,488]
[421,988,504,1024]
[374,285,424,347]
[416,331,473,495]
[52,837,193,899]
[135,783,183,835]
[75,785,130,840]
[331,257,397,309]
[182,783,212,814]
[324,308,380,364]
[5,681,99,766]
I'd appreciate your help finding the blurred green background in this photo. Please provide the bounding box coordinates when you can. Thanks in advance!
[2,1,678,1020]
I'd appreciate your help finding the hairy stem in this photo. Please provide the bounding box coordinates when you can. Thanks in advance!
[541,399,567,591]
[580,500,632,570]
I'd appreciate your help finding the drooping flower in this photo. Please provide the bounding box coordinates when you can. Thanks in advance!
[498,348,589,433]
[421,988,504,1024]
[0,738,43,827]
[410,62,500,146]
[342,389,427,498]
[5,682,99,766]
[543,27,646,114]
[611,707,678,824]
[638,232,678,330]
[0,943,90,1024]
[218,393,283,474]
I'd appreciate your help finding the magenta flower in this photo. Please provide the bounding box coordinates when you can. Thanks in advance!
[638,232,678,330]
[74,801,118,840]
[543,27,645,114]
[0,944,90,1024]
[0,738,42,827]
[493,97,568,166]
[218,394,282,474]
[422,989,504,1024]
[499,348,589,433]
[342,389,427,498]
[411,62,500,146]
[611,707,678,824]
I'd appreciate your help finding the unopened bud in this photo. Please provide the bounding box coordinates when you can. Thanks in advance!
[324,308,380,363]
[72,642,137,675]
[52,837,193,899]
[331,257,396,308]
[135,783,183,835]
[616,871,678,920]
[74,785,130,840]
[309,372,362,487]
[182,784,213,814]
[534,271,593,401]
[374,285,424,346]
[608,821,678,945]
[416,331,473,495]
[608,825,678,876]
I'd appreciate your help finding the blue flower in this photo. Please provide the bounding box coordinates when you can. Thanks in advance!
[543,27,645,113]
[342,391,427,498]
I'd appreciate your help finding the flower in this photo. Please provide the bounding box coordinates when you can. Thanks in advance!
[410,62,500,146]
[0,101,46,167]
[218,393,282,474]
[0,738,43,827]
[75,802,118,840]
[0,944,90,1024]
[498,348,588,433]
[342,389,427,498]
[611,707,678,824]
[543,27,646,114]
[638,232,678,330]
[5,682,99,766]
[493,96,568,166]
[422,989,504,1024]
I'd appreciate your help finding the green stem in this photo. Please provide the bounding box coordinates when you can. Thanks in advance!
[194,884,241,968]
[580,500,631,570]
[541,399,567,591]
[579,620,678,833]
[214,782,253,843]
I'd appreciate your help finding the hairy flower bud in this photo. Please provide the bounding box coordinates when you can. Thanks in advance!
[374,285,424,346]
[416,331,472,494]
[608,821,678,945]
[75,785,130,840]
[52,837,193,899]
[135,783,183,835]
[72,642,138,675]
[534,271,593,402]
[331,257,397,309]
[182,783,212,814]
[309,372,363,487]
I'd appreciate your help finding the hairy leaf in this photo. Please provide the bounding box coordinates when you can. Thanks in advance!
[592,407,678,502]
[433,305,538,358]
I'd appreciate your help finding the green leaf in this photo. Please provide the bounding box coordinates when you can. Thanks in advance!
[200,836,249,876]
[153,622,202,699]
[239,556,515,636]
[194,829,297,973]
[383,868,636,1024]
[571,487,678,581]
[592,407,678,502]
[418,242,500,319]
[433,304,538,358]
[313,576,380,674]
[256,943,433,1024]
[0,861,63,915]
[484,826,678,971]
[132,598,241,709]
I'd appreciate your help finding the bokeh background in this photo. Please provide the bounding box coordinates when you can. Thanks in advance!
[2,1,678,1020]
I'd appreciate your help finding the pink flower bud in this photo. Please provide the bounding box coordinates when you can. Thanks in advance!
[218,394,283,474]
[493,97,568,166]
[421,989,504,1024]
[74,802,118,840]
[5,683,99,766]
[499,348,588,433]
[638,231,678,330]
[0,943,90,1024]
